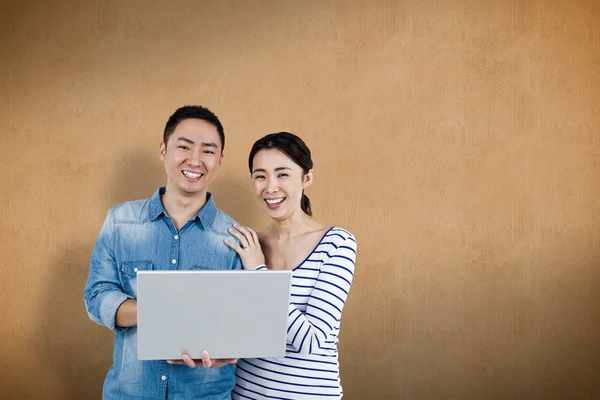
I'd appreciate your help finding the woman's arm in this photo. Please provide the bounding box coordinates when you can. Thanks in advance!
[286,233,356,354]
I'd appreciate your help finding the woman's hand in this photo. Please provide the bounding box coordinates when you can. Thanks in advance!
[224,224,266,270]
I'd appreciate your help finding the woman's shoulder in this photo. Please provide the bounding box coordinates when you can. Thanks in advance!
[324,226,356,245]
[322,227,357,264]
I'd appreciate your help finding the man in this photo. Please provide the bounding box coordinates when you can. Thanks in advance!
[84,105,239,399]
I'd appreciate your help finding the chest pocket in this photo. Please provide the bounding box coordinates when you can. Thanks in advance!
[120,260,154,297]
[189,245,234,271]
[121,260,154,275]
[191,263,221,271]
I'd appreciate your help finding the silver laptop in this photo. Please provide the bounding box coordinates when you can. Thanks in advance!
[136,270,292,360]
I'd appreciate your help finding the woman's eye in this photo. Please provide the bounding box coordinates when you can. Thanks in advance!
[254,175,265,180]
[203,150,214,154]
[278,173,289,178]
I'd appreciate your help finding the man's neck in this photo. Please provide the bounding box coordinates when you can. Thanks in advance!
[161,187,208,231]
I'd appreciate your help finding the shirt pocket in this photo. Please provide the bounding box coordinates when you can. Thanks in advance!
[120,260,154,297]
[190,263,221,271]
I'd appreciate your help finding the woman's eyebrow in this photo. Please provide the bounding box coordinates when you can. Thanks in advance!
[252,167,293,174]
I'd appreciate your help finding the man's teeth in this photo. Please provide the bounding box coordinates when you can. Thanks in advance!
[266,198,285,205]
[183,171,202,179]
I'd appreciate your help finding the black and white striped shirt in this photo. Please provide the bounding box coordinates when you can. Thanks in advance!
[233,227,357,399]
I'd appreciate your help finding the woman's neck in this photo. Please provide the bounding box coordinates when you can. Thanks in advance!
[268,211,316,241]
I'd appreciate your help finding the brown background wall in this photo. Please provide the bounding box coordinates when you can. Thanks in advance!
[1,0,599,399]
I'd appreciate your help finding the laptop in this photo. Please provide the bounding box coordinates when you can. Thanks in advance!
[136,269,292,360]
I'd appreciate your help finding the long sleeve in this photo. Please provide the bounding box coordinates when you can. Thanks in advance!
[286,234,356,354]
[83,208,133,333]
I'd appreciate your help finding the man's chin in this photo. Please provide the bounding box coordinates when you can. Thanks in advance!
[178,185,206,196]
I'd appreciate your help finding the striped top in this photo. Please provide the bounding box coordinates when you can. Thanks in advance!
[232,227,357,399]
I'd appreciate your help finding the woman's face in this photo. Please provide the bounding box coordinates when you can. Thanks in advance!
[251,148,312,220]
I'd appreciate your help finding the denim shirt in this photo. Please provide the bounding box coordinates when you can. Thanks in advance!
[84,187,242,400]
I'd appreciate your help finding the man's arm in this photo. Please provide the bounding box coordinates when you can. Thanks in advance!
[83,208,135,333]
[115,299,137,327]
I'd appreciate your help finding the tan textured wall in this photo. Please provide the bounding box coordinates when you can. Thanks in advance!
[1,0,599,398]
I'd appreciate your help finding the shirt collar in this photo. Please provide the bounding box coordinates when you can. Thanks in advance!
[149,187,217,229]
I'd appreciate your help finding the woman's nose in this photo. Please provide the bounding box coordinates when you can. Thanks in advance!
[266,179,279,194]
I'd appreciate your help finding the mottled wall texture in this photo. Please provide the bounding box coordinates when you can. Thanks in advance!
[1,0,599,398]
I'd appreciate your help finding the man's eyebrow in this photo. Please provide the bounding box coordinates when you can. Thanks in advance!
[176,136,194,144]
[175,137,218,148]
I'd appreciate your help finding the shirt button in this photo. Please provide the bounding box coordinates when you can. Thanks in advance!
[161,375,166,381]
[134,267,139,272]
[171,259,176,264]
[174,235,179,240]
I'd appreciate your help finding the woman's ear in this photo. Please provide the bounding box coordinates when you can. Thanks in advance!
[303,170,314,189]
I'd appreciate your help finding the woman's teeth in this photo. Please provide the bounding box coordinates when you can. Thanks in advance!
[266,198,285,205]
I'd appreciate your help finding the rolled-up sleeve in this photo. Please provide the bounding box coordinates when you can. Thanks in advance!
[83,208,133,334]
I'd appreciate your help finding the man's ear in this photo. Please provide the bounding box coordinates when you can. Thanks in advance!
[219,151,224,166]
[159,141,166,161]
[303,169,314,189]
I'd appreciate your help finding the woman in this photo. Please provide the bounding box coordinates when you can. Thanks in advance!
[225,132,357,399]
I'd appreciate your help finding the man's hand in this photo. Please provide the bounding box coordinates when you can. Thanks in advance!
[167,350,237,369]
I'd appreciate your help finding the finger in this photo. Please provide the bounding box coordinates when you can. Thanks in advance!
[166,360,185,365]
[224,239,244,254]
[228,227,249,249]
[182,354,197,368]
[233,224,255,246]
[201,351,213,368]
[247,227,259,245]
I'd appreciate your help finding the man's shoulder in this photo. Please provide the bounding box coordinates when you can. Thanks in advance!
[108,197,153,224]
[210,207,238,236]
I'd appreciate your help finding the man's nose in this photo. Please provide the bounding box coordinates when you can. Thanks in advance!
[187,149,202,166]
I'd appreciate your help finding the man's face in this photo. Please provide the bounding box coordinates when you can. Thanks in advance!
[159,118,223,197]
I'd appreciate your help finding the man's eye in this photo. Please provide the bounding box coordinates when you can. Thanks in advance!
[203,150,214,154]
[278,174,289,178]
[254,175,265,180]
[178,146,189,150]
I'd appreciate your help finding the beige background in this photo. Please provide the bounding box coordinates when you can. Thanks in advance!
[1,0,599,399]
